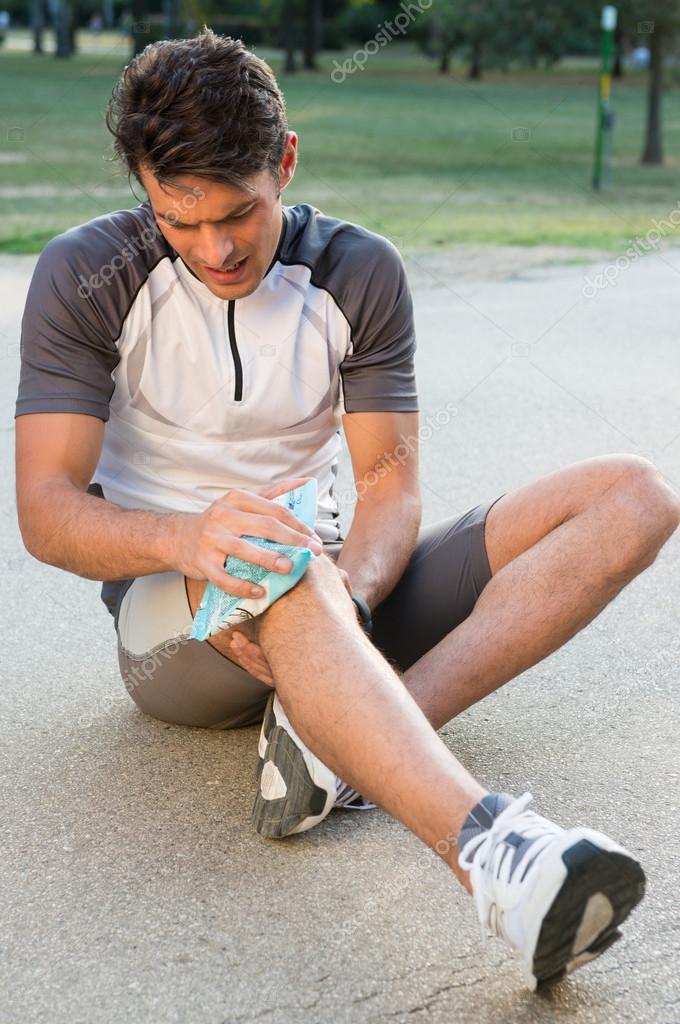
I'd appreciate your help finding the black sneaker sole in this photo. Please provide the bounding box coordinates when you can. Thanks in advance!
[533,840,646,990]
[252,723,333,839]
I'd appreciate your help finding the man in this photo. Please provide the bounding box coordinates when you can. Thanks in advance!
[14,30,679,991]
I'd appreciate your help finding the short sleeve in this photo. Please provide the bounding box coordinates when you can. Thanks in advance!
[13,203,159,419]
[338,237,418,414]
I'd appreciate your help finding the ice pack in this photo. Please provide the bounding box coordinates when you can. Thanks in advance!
[190,479,318,641]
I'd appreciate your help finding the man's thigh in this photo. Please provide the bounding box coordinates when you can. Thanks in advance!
[115,572,271,729]
[364,496,503,673]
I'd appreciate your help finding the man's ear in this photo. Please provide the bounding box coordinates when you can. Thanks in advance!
[278,131,298,192]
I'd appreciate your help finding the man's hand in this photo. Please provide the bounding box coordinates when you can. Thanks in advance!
[174,477,323,597]
[228,565,355,686]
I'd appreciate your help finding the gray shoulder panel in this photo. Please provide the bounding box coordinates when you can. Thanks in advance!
[280,204,418,414]
[16,203,175,422]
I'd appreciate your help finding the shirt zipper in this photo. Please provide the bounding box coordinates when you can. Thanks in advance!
[227,300,243,402]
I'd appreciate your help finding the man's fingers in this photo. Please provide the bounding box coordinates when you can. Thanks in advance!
[216,486,322,545]
[231,634,274,686]
[226,512,322,554]
[226,535,298,574]
[204,561,266,598]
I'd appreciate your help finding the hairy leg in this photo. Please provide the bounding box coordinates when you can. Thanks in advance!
[400,455,680,727]
[187,562,486,892]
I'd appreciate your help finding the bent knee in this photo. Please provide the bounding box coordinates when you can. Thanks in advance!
[614,455,679,527]
[605,455,680,566]
[257,551,355,634]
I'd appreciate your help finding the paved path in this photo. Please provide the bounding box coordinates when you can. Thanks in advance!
[1,247,679,1023]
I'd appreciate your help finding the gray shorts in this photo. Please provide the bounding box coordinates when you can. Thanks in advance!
[113,497,502,730]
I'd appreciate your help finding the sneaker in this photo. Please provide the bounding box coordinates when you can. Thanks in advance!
[457,792,646,990]
[252,691,375,838]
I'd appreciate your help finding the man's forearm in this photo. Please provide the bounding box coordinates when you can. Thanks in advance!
[20,481,181,581]
[335,492,421,609]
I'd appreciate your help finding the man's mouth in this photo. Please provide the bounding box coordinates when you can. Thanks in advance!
[218,257,246,272]
[202,256,249,281]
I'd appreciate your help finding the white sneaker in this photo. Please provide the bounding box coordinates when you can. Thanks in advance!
[252,692,375,838]
[457,792,646,990]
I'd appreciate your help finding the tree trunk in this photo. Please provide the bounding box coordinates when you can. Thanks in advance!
[102,0,115,29]
[439,40,451,73]
[31,0,45,53]
[162,0,173,39]
[612,27,623,78]
[468,39,482,80]
[130,0,149,57]
[303,0,321,70]
[641,27,663,164]
[54,0,74,58]
[282,0,297,73]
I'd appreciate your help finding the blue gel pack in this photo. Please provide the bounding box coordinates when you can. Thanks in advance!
[190,478,318,641]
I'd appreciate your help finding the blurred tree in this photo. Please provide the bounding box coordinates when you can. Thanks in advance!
[54,0,74,56]
[31,0,46,52]
[281,0,297,71]
[273,0,325,73]
[162,0,179,38]
[303,0,321,68]
[422,1,519,79]
[510,1,579,68]
[615,0,680,164]
[422,0,579,79]
[130,0,149,55]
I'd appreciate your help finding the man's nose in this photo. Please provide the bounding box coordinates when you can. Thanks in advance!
[193,226,236,268]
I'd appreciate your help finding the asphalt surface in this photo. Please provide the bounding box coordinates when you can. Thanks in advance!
[1,246,679,1024]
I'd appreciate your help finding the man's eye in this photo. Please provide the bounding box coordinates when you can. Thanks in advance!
[227,207,254,221]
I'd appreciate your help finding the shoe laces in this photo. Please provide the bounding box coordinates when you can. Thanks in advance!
[334,781,376,810]
[458,792,562,941]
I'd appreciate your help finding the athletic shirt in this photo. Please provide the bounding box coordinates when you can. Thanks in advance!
[16,201,419,544]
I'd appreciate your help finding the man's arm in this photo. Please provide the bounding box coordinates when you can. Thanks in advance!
[15,412,322,597]
[336,410,422,610]
[16,412,182,579]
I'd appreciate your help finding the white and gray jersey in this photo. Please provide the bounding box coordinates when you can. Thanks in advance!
[16,201,419,541]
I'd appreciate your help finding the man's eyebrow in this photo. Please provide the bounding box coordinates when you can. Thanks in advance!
[156,199,256,225]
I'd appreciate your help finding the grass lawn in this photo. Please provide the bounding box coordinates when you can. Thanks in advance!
[1,42,680,254]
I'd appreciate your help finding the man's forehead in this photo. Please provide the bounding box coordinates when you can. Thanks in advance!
[141,169,266,224]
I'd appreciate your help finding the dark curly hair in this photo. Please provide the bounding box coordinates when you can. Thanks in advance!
[106,29,289,192]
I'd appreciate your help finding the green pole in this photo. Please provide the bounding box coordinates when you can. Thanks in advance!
[593,5,617,190]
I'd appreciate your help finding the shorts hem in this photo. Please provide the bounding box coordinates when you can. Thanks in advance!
[470,493,505,596]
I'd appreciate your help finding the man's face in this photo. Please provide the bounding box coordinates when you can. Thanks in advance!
[139,133,297,300]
